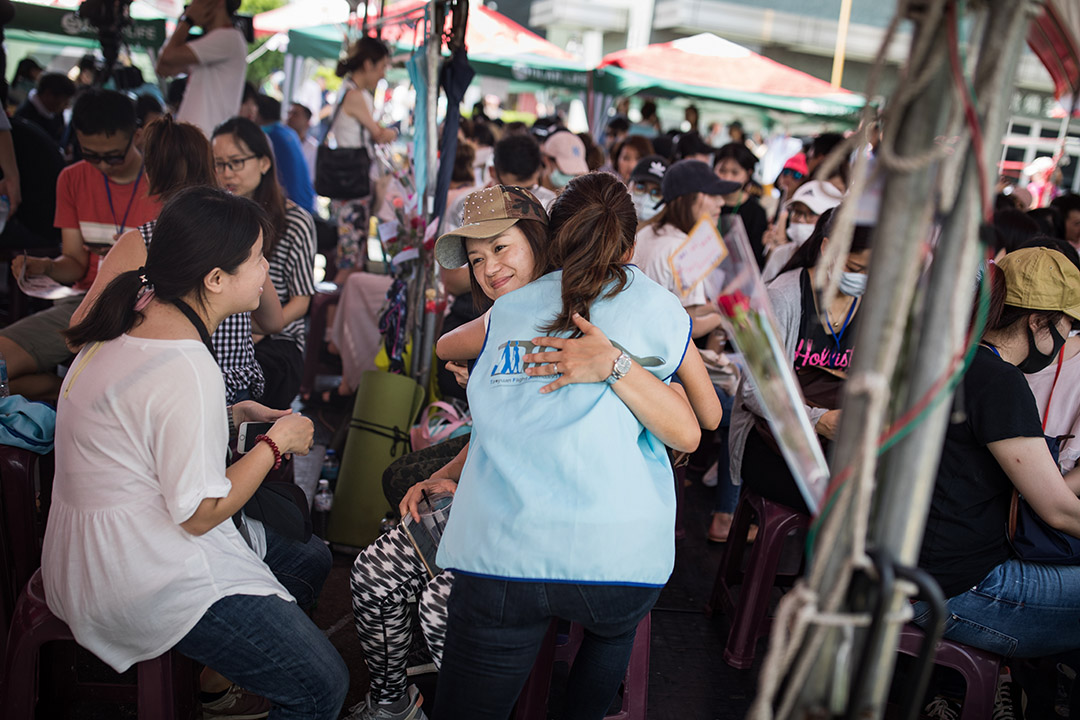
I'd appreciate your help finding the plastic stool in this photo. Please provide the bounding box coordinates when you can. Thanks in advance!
[897,624,1001,720]
[1,569,198,719]
[706,489,809,669]
[514,613,651,720]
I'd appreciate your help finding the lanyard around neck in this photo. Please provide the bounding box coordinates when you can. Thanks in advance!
[825,297,858,349]
[102,164,144,239]
[172,298,216,359]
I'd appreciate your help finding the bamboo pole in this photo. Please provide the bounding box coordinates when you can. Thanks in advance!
[760,2,1037,717]
[852,5,1034,713]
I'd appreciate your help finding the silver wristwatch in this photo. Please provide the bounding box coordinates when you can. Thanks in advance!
[606,352,632,385]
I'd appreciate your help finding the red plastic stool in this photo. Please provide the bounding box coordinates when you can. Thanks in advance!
[705,489,809,669]
[514,613,651,720]
[1,568,198,719]
[896,624,1001,720]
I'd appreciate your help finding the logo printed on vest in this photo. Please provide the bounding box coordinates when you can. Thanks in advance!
[490,340,545,385]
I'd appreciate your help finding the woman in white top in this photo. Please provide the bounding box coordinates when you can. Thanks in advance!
[44,186,348,720]
[329,36,397,282]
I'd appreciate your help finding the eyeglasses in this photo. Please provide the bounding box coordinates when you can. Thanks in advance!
[214,155,258,174]
[632,183,662,202]
[780,169,805,181]
[81,133,134,166]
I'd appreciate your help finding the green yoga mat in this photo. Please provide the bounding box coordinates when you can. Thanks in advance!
[328,370,425,548]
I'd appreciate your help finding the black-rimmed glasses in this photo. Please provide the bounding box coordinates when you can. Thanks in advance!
[214,155,258,174]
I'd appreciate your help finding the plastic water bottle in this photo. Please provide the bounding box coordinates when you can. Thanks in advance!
[320,448,340,487]
[0,350,10,398]
[312,479,333,540]
[0,196,9,235]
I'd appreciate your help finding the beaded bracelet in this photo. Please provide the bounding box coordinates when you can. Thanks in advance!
[255,434,282,470]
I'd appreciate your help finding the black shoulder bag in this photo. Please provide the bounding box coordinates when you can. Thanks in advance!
[314,88,372,200]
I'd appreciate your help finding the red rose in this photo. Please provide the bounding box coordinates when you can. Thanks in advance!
[718,290,750,317]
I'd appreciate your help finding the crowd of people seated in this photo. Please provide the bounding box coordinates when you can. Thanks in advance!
[5,5,1080,718]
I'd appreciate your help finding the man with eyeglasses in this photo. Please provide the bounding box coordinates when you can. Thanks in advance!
[3,89,159,401]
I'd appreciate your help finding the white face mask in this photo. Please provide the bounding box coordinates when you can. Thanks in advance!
[632,192,660,222]
[787,222,816,246]
[838,271,868,297]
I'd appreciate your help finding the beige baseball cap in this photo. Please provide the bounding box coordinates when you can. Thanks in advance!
[434,185,548,269]
[998,247,1080,323]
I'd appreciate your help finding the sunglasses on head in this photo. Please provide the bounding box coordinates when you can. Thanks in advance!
[81,133,134,166]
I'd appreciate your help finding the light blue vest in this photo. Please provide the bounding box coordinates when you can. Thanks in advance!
[436,266,691,586]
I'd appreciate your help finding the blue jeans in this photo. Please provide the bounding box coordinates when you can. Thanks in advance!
[176,594,348,720]
[434,574,661,720]
[713,388,739,514]
[913,558,1080,658]
[262,523,333,611]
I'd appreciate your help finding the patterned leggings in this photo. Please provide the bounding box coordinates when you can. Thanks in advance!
[350,525,454,703]
[331,197,371,271]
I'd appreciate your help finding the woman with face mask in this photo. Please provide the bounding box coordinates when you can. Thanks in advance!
[913,247,1080,660]
[633,159,741,338]
[627,154,669,225]
[761,180,844,283]
[727,207,871,519]
[714,142,768,268]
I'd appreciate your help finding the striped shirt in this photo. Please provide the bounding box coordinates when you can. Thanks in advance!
[266,203,317,351]
[139,222,265,403]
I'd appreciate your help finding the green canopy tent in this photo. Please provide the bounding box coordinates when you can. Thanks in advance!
[589,33,865,130]
[284,23,589,93]
[6,1,167,50]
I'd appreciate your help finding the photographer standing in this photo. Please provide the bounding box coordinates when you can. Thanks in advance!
[156,0,245,137]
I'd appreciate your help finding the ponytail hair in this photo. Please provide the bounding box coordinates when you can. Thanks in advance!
[66,187,271,347]
[336,36,391,77]
[542,172,637,334]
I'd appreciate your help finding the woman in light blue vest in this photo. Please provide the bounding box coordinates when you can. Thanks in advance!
[434,173,719,718]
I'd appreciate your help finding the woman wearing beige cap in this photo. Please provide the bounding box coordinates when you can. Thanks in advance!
[344,185,553,720]
[915,247,1080,661]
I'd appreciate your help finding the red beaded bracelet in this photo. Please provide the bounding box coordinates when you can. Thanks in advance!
[255,434,282,470]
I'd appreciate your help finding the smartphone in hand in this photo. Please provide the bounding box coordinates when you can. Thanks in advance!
[237,422,275,454]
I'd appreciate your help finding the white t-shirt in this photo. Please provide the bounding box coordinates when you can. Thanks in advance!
[175,27,247,137]
[42,335,290,673]
[632,222,707,307]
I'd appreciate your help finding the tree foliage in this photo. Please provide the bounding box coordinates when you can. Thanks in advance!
[240,0,285,86]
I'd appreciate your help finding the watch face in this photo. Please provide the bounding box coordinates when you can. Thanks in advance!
[615,353,632,375]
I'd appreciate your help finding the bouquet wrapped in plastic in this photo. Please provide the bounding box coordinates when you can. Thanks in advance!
[668,214,830,512]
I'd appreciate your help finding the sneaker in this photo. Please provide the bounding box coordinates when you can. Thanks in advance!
[202,684,271,719]
[923,695,961,720]
[994,671,1024,720]
[345,684,427,720]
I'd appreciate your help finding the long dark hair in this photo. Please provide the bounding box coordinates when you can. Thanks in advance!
[542,172,637,334]
[66,187,271,347]
[212,117,287,257]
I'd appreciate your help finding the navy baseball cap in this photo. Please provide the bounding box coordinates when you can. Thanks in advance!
[660,159,741,205]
